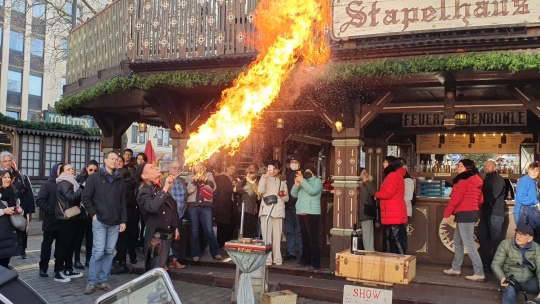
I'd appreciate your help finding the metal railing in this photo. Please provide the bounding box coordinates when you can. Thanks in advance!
[66,0,258,84]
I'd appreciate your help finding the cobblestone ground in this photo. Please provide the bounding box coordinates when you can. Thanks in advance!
[12,236,331,304]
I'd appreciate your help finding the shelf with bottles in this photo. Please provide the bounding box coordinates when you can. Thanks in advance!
[411,172,525,180]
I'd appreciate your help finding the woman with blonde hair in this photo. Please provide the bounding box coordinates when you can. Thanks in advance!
[234,172,260,239]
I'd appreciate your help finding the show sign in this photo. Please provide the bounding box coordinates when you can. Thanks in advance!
[332,0,540,39]
[402,110,527,127]
[343,285,392,303]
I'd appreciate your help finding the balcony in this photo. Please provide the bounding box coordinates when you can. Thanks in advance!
[66,0,258,85]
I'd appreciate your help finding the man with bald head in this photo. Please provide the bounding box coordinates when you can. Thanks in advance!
[478,159,506,274]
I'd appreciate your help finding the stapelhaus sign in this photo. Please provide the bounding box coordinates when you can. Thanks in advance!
[332,0,540,39]
[402,110,527,127]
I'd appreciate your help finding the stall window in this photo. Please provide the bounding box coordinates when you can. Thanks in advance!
[44,137,64,177]
[69,139,87,172]
[21,135,41,178]
[164,130,170,146]
[89,141,103,165]
[387,145,399,157]
[157,129,163,146]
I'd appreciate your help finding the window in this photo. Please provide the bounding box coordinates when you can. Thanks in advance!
[6,111,19,120]
[27,111,40,120]
[29,74,42,96]
[61,39,67,59]
[64,2,72,16]
[7,70,22,93]
[69,139,87,172]
[30,38,44,57]
[44,137,64,177]
[157,129,163,146]
[21,135,41,177]
[0,0,4,7]
[61,78,66,87]
[9,31,24,52]
[164,130,170,146]
[0,28,3,47]
[12,0,25,13]
[131,126,137,143]
[90,141,103,165]
[138,130,146,144]
[32,3,46,19]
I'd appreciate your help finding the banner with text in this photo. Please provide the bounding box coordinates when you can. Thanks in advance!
[332,0,540,40]
[402,111,527,128]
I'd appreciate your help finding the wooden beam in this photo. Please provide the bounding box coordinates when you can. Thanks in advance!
[306,96,335,129]
[360,92,394,128]
[380,100,525,114]
[507,85,540,118]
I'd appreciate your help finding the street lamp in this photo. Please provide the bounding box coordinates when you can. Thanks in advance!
[138,123,148,133]
[276,118,284,129]
[335,120,343,133]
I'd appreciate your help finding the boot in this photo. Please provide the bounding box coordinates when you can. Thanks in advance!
[390,225,405,255]
[111,262,128,275]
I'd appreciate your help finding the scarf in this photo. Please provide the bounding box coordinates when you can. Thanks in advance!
[515,239,533,268]
[56,173,80,192]
[452,170,475,185]
[100,166,119,183]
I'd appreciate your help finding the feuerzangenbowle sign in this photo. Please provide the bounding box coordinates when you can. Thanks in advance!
[332,0,540,40]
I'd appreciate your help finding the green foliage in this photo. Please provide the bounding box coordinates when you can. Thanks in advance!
[461,154,498,166]
[324,51,540,82]
[0,113,100,136]
[55,70,240,115]
[56,51,540,114]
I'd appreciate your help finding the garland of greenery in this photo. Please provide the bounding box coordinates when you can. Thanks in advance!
[55,51,540,115]
[0,113,100,136]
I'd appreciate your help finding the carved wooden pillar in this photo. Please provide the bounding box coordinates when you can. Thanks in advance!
[94,113,136,151]
[329,139,363,270]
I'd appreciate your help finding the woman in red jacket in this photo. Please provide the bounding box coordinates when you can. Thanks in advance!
[375,158,407,254]
[443,159,485,282]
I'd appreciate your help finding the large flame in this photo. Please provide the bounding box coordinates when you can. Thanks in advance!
[183,0,330,165]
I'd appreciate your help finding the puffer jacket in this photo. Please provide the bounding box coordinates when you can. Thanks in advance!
[56,180,82,221]
[291,176,322,215]
[375,167,407,225]
[491,238,540,285]
[443,171,484,218]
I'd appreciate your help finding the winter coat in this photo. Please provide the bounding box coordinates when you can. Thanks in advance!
[0,187,21,259]
[514,174,539,218]
[375,167,407,225]
[285,169,300,209]
[213,174,235,224]
[291,176,322,215]
[10,169,35,215]
[443,171,484,220]
[491,238,540,285]
[482,172,506,217]
[235,179,258,216]
[186,172,216,207]
[258,176,288,219]
[82,167,127,226]
[358,180,376,221]
[36,177,62,231]
[404,176,414,218]
[55,179,83,221]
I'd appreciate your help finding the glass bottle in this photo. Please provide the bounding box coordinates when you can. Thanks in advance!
[351,223,359,253]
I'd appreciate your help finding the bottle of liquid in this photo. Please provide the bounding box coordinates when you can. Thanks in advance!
[420,161,425,172]
[351,223,359,253]
[445,160,450,173]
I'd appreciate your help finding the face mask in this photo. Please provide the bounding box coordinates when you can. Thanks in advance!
[290,164,299,171]
[304,171,313,179]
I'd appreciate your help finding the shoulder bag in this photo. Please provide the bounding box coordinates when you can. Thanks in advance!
[1,200,26,232]
[57,202,81,219]
[262,178,279,206]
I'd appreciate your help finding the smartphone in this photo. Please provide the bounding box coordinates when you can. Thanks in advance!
[95,268,182,304]
[267,165,274,172]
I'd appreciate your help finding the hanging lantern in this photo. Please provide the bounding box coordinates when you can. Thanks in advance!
[138,123,148,133]
[454,111,469,126]
[276,118,284,129]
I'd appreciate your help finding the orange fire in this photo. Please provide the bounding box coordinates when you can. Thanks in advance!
[183,0,330,165]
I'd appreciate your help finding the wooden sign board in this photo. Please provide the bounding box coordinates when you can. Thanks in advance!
[332,0,540,40]
[402,111,527,128]
[343,285,392,304]
[417,134,532,154]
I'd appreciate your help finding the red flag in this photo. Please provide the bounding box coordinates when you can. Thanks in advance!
[144,140,156,165]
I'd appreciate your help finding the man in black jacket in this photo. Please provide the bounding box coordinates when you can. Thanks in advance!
[0,151,35,259]
[284,156,302,261]
[82,152,127,294]
[135,163,179,271]
[479,160,506,273]
[36,163,63,278]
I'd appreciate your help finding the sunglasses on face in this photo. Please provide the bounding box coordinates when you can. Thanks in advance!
[88,169,97,172]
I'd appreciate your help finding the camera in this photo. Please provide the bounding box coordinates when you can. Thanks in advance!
[504,275,519,287]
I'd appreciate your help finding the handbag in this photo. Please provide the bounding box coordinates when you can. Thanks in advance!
[57,202,81,219]
[1,200,26,232]
[199,185,214,200]
[263,195,278,206]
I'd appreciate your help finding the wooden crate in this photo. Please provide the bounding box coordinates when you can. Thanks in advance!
[335,250,416,284]
[262,290,297,304]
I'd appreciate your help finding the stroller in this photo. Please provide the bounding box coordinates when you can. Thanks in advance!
[0,266,48,303]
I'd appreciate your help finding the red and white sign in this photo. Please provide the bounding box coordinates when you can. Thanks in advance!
[343,285,392,304]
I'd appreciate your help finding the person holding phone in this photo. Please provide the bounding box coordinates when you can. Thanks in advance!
[258,160,288,266]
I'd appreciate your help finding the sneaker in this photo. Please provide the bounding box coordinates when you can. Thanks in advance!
[74,261,85,270]
[21,254,27,260]
[130,258,138,264]
[111,266,128,275]
[63,269,83,279]
[97,282,111,291]
[283,253,296,261]
[83,284,95,294]
[266,260,272,266]
[214,255,222,260]
[443,269,461,276]
[466,274,486,282]
[39,269,48,278]
[84,261,90,268]
[274,261,282,266]
[169,260,186,269]
[192,257,200,262]
[54,272,71,283]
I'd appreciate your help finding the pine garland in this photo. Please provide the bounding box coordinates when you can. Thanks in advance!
[55,52,540,115]
[0,113,100,136]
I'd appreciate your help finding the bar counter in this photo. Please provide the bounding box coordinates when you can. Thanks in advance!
[409,197,516,265]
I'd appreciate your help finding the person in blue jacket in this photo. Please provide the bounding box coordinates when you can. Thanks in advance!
[514,162,540,225]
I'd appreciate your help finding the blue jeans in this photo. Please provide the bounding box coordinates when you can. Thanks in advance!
[188,206,220,258]
[285,209,302,256]
[451,222,484,276]
[88,220,119,285]
[502,277,539,304]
